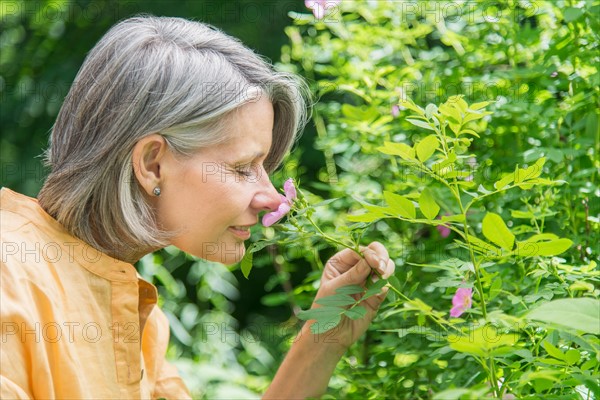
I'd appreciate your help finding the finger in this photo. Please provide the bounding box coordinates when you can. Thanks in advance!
[366,241,389,264]
[326,247,362,275]
[362,242,390,277]
[332,257,371,287]
[382,258,396,280]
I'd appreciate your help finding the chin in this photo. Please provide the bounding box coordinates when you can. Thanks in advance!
[199,241,246,265]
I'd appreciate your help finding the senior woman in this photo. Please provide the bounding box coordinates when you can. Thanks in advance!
[0,16,395,399]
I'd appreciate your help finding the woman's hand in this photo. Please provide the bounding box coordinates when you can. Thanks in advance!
[310,241,395,350]
[264,242,394,399]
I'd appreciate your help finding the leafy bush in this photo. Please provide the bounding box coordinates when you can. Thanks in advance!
[247,1,599,398]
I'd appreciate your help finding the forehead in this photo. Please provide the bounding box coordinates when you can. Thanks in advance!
[218,97,275,159]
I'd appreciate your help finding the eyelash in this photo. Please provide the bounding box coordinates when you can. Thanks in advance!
[235,164,255,177]
[236,169,253,177]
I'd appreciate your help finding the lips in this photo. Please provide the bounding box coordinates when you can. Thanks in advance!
[228,224,254,239]
[230,225,251,231]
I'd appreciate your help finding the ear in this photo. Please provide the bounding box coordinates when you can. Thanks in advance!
[131,134,168,196]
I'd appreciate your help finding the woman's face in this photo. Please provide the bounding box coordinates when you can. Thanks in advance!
[157,97,282,264]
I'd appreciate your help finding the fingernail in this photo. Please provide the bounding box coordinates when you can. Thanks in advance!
[371,273,380,283]
[378,260,387,275]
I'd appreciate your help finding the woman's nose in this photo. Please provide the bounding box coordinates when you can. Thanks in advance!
[253,171,283,212]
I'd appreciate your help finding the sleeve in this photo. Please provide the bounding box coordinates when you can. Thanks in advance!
[141,305,192,400]
[153,360,193,400]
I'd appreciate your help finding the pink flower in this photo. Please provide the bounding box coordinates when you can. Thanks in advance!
[305,0,341,20]
[437,224,451,238]
[391,104,400,118]
[262,178,297,227]
[436,213,451,238]
[450,287,472,318]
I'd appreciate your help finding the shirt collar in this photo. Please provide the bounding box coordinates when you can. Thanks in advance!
[1,187,141,283]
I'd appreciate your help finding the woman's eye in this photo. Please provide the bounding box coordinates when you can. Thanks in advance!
[234,164,255,177]
[236,169,252,177]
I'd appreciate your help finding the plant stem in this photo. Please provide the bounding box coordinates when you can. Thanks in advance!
[451,180,501,398]
[304,213,360,254]
[452,186,488,319]
[489,356,501,398]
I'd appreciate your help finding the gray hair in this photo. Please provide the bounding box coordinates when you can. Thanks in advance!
[37,16,310,262]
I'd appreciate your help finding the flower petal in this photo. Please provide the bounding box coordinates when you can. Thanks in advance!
[450,287,473,319]
[450,305,464,318]
[452,287,472,306]
[313,3,325,19]
[283,178,297,202]
[262,210,283,227]
[261,202,291,227]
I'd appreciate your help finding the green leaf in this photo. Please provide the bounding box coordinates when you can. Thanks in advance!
[384,191,416,219]
[469,101,492,110]
[563,7,584,22]
[515,238,573,257]
[515,158,546,183]
[489,277,502,301]
[459,128,480,138]
[565,349,581,365]
[462,112,488,124]
[241,250,253,279]
[393,353,419,368]
[398,97,425,116]
[542,340,565,360]
[261,292,289,307]
[482,212,515,250]
[418,188,440,220]
[433,389,470,400]
[464,234,502,257]
[297,306,344,321]
[344,306,367,320]
[388,275,403,293]
[449,327,518,357]
[438,102,462,124]
[347,212,382,223]
[431,151,456,174]
[361,278,388,300]
[377,141,415,160]
[406,118,435,131]
[315,293,357,307]
[341,104,378,121]
[511,210,535,219]
[347,204,387,222]
[416,135,439,162]
[526,298,600,335]
[494,173,514,190]
[309,314,342,334]
[335,284,365,295]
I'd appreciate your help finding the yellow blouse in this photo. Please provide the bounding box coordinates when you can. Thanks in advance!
[0,188,191,399]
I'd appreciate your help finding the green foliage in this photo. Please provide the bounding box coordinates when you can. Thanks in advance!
[261,0,600,398]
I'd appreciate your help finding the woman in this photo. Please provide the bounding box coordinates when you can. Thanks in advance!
[0,16,395,399]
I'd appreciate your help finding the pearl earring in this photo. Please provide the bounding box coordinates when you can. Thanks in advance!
[153,187,161,196]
